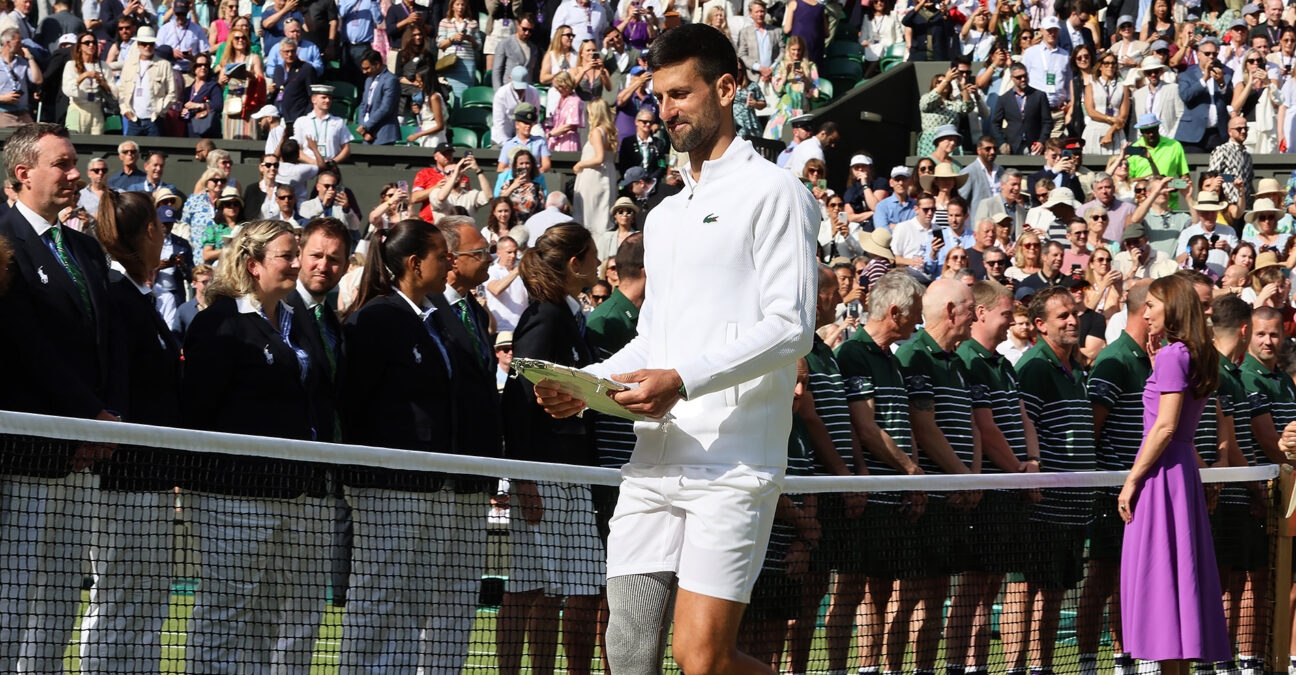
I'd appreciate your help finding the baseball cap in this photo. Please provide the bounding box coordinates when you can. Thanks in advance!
[509,65,528,88]
[57,33,77,45]
[890,166,911,179]
[1122,221,1147,241]
[619,166,649,187]
[849,154,873,167]
[1243,2,1262,14]
[157,205,177,224]
[1116,14,1135,27]
[433,142,455,156]
[250,104,280,120]
[1040,16,1060,30]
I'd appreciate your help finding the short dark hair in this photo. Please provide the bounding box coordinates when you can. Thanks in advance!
[302,216,353,250]
[1028,286,1072,325]
[645,23,739,85]
[817,120,840,137]
[1212,294,1253,330]
[614,232,645,281]
[360,49,383,66]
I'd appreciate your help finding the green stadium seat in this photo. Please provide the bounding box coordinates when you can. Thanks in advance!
[451,126,479,148]
[822,58,863,94]
[348,123,363,142]
[826,40,864,61]
[104,115,123,134]
[814,79,834,104]
[327,80,359,103]
[879,43,906,72]
[449,106,491,132]
[479,127,491,148]
[460,86,495,109]
[399,124,419,145]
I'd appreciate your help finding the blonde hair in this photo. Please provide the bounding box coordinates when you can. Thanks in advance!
[198,167,226,192]
[553,70,576,92]
[208,220,297,301]
[587,98,617,152]
[549,24,574,56]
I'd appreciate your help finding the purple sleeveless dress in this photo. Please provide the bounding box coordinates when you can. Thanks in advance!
[788,0,826,65]
[1120,342,1231,661]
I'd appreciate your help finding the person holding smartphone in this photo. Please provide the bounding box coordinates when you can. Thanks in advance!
[1125,113,1191,210]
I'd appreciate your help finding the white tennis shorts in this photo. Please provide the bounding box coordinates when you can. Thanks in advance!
[607,463,784,604]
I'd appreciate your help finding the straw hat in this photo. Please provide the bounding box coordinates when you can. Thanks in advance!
[1244,197,1284,223]
[1254,177,1284,197]
[215,186,243,207]
[918,162,969,192]
[1189,190,1226,212]
[1250,250,1284,275]
[862,229,894,262]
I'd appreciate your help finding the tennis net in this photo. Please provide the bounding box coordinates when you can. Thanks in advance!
[0,409,1286,674]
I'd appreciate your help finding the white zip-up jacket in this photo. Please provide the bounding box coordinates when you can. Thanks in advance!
[585,138,818,470]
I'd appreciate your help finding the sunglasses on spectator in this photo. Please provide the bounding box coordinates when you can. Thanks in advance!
[805,168,823,175]
[917,206,935,213]
[1200,50,1219,57]
[1022,242,1040,249]
[318,183,338,190]
[262,162,280,168]
[80,40,96,45]
[827,201,844,207]
[985,259,1007,266]
[1093,256,1111,263]
[1247,58,1264,63]
[88,167,107,173]
[1089,215,1108,221]
[591,294,610,301]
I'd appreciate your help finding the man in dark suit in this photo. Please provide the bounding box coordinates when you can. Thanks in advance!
[427,216,505,674]
[992,62,1053,155]
[152,203,193,328]
[1175,38,1234,154]
[492,12,542,88]
[0,122,123,673]
[1056,0,1096,53]
[616,108,668,178]
[356,49,400,145]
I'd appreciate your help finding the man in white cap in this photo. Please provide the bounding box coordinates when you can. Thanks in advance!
[1127,112,1190,209]
[292,83,351,164]
[1129,56,1182,138]
[252,104,285,155]
[492,65,541,146]
[1207,115,1254,203]
[1027,186,1081,242]
[787,119,839,176]
[874,165,916,232]
[1176,190,1239,267]
[117,26,176,136]
[1022,15,1071,137]
[491,13,539,88]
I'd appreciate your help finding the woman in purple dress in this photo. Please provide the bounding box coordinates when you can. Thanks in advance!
[1118,274,1231,673]
[783,0,828,65]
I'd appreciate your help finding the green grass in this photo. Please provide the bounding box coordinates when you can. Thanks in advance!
[61,591,1101,674]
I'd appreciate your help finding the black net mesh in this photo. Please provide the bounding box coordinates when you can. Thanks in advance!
[0,421,1283,674]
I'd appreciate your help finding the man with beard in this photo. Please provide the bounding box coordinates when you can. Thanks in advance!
[533,23,818,675]
[1015,286,1096,675]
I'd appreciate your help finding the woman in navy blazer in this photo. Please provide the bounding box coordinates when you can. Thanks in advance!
[498,222,605,675]
[335,218,460,672]
[79,190,183,674]
[180,219,329,674]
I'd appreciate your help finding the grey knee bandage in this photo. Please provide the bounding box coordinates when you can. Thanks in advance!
[606,572,677,675]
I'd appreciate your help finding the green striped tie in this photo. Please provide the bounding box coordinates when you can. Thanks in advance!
[49,226,93,317]
[456,299,488,368]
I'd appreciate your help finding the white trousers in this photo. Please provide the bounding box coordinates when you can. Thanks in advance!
[78,488,175,675]
[184,492,330,675]
[340,486,489,675]
[0,471,97,674]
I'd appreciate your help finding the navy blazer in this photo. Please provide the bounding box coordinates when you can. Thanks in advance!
[360,70,401,146]
[501,299,598,466]
[431,293,503,459]
[181,294,325,498]
[100,272,185,491]
[0,206,124,476]
[284,289,342,443]
[1056,21,1095,54]
[339,293,455,491]
[991,86,1053,154]
[1175,65,1234,145]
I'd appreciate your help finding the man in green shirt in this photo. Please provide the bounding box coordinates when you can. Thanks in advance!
[586,234,644,361]
[893,279,980,675]
[1241,306,1296,468]
[1076,281,1151,675]
[1016,285,1096,675]
[1210,295,1268,675]
[1126,114,1191,211]
[835,270,926,675]
[954,280,1041,675]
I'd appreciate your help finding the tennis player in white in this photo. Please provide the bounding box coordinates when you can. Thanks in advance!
[535,23,818,675]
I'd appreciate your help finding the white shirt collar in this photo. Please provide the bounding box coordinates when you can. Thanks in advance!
[396,289,435,315]
[565,294,582,316]
[296,279,323,309]
[15,199,56,238]
[109,260,151,295]
[443,285,467,305]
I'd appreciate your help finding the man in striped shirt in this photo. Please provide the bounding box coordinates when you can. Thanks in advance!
[1077,280,1151,675]
[835,270,926,675]
[955,280,1041,675]
[894,279,980,675]
[1209,295,1268,675]
[806,265,872,675]
[1016,286,1096,675]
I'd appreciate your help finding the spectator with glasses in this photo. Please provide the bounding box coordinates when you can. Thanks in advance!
[181,53,223,138]
[300,170,362,239]
[117,26,178,136]
[272,185,307,228]
[982,245,1012,286]
[243,154,281,220]
[1063,216,1093,270]
[492,13,540,88]
[182,168,226,254]
[108,140,145,191]
[61,31,110,134]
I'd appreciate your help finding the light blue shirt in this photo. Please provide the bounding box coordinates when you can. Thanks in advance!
[265,39,325,80]
[0,54,34,112]
[339,0,382,44]
[873,194,916,233]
